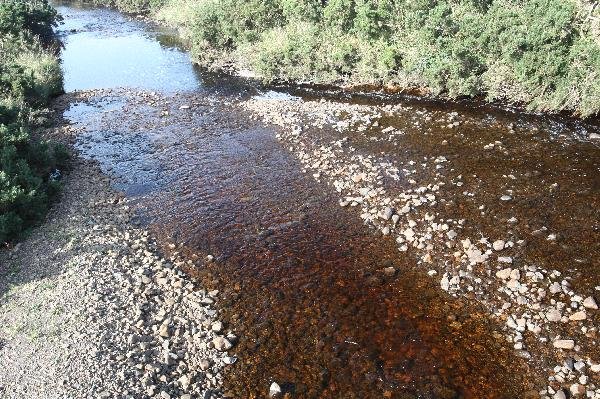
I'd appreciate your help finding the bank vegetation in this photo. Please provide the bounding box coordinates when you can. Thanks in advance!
[0,0,66,244]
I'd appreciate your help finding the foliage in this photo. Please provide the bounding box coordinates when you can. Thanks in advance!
[84,0,167,13]
[0,0,61,43]
[94,0,600,115]
[154,0,600,116]
[0,0,65,244]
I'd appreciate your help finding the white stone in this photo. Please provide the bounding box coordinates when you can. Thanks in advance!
[212,336,233,351]
[198,359,210,371]
[510,269,520,281]
[211,321,223,332]
[549,282,562,294]
[496,268,512,280]
[441,275,450,291]
[466,248,488,264]
[178,375,190,389]
[553,339,575,350]
[380,207,394,220]
[269,382,282,397]
[570,383,585,396]
[569,311,586,321]
[583,296,598,310]
[546,309,562,322]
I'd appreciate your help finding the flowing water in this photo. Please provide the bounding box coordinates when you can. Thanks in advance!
[55,2,600,398]
[56,2,200,92]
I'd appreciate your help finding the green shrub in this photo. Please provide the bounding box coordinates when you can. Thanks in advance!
[250,22,323,81]
[0,0,65,244]
[323,0,355,32]
[0,0,60,43]
[280,0,322,23]
[399,2,488,96]
[353,0,394,40]
[83,0,167,13]
[0,100,67,244]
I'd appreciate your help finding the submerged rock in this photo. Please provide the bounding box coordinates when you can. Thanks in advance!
[269,382,281,398]
[583,296,598,310]
[553,339,575,350]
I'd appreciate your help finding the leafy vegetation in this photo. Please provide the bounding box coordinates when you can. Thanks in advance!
[99,0,600,116]
[0,0,66,244]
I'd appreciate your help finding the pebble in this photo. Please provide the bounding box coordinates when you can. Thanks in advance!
[574,361,586,371]
[496,268,512,280]
[212,337,233,351]
[158,324,170,338]
[549,282,563,294]
[211,321,223,332]
[569,311,586,321]
[380,207,394,220]
[553,390,566,399]
[199,359,211,371]
[583,296,598,309]
[553,339,575,350]
[570,383,585,396]
[492,240,505,251]
[546,309,562,322]
[223,356,237,365]
[269,382,282,397]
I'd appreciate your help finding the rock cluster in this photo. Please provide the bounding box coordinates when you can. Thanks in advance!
[0,160,234,399]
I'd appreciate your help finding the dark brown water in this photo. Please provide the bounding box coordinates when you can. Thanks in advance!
[58,2,600,398]
[340,98,600,292]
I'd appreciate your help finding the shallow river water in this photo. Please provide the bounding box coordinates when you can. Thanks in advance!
[55,2,600,398]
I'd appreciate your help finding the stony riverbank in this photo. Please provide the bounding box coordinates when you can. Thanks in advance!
[0,101,236,399]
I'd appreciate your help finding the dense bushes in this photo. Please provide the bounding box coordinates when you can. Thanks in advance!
[85,0,167,13]
[0,0,59,42]
[0,0,65,244]
[134,0,600,116]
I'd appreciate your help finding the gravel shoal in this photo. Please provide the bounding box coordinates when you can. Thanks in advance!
[0,148,235,399]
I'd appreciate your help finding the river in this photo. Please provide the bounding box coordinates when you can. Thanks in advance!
[54,2,600,398]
